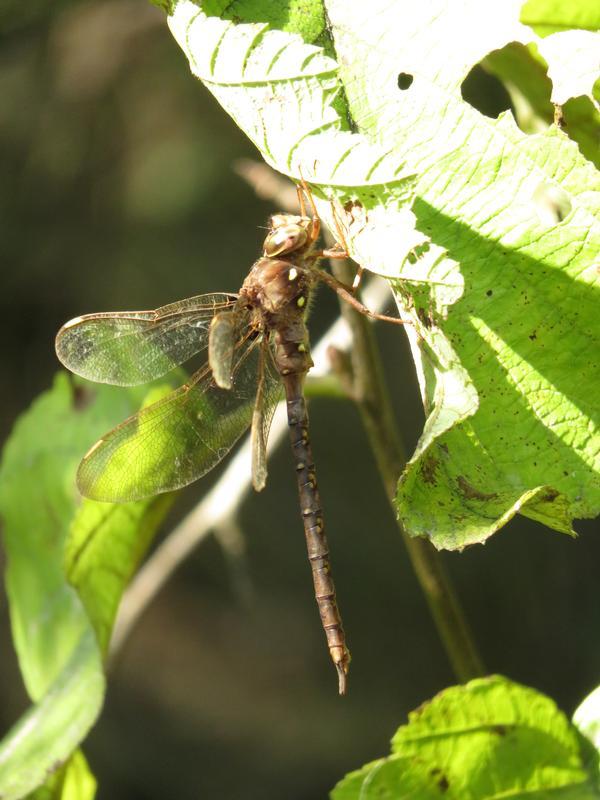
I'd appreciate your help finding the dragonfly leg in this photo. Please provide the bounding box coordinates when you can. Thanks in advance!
[316,246,348,260]
[296,182,307,217]
[314,266,410,327]
[295,171,365,292]
[327,200,365,293]
[298,182,364,293]
[296,173,321,245]
[313,244,366,294]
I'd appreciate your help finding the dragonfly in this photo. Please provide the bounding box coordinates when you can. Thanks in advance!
[55,182,406,694]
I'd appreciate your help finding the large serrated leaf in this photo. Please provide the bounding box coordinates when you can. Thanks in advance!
[332,676,600,800]
[325,0,600,547]
[167,0,600,549]
[167,1,426,263]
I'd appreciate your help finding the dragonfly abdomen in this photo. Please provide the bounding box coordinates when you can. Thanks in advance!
[283,378,351,694]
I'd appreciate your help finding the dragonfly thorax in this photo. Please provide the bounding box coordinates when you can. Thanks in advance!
[241,257,313,317]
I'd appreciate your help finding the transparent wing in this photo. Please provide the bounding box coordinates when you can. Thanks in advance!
[251,341,281,491]
[77,339,282,502]
[56,293,238,386]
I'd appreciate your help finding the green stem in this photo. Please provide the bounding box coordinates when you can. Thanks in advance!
[330,261,485,683]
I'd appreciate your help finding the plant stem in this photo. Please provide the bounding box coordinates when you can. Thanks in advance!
[330,259,485,683]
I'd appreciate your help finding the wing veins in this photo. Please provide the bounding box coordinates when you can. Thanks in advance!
[76,331,277,501]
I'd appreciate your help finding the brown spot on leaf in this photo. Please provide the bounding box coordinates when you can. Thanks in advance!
[344,199,363,212]
[421,455,439,484]
[539,488,559,502]
[429,767,450,792]
[416,306,434,328]
[456,475,498,501]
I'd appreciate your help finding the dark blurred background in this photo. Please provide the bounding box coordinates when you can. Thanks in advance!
[1,3,599,798]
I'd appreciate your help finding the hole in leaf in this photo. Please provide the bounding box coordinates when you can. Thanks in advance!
[462,43,561,140]
[460,63,513,119]
[397,73,413,90]
[532,182,572,226]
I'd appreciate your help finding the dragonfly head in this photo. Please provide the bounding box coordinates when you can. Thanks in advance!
[263,214,314,258]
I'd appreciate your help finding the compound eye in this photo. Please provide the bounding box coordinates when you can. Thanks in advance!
[264,224,307,257]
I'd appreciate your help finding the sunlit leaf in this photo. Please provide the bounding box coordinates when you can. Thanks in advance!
[521,0,600,36]
[166,0,599,549]
[332,676,600,799]
[537,30,600,109]
[29,750,97,800]
[66,492,174,656]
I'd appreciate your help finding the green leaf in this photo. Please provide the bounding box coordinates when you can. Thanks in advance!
[537,31,600,109]
[332,676,600,799]
[29,751,97,800]
[0,632,102,800]
[325,1,600,547]
[332,756,449,800]
[0,375,173,797]
[201,0,327,44]
[65,490,173,656]
[59,752,96,800]
[0,374,104,702]
[64,383,176,658]
[521,0,600,36]
[166,0,600,548]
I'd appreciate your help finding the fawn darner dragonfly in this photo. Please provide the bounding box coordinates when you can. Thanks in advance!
[56,184,405,694]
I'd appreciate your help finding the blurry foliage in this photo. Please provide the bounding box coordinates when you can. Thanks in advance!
[0,372,175,799]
